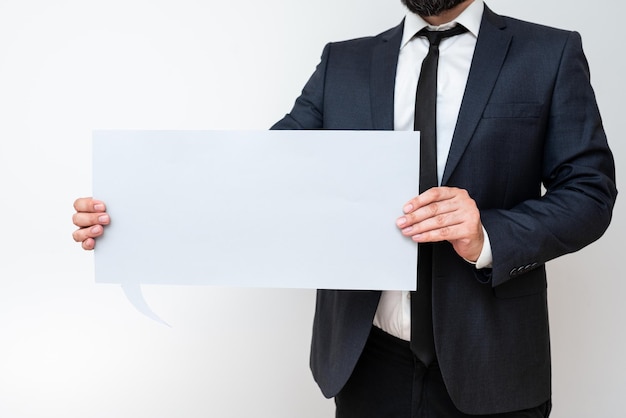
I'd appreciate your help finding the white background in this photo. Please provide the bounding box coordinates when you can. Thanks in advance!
[0,1,623,417]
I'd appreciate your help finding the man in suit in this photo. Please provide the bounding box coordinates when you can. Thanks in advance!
[73,0,617,416]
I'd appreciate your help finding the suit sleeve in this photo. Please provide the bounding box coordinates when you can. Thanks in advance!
[270,44,330,130]
[481,31,617,287]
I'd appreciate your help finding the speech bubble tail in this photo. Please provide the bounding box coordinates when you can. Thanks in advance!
[121,283,171,327]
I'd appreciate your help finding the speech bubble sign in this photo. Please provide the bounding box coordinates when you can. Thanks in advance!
[93,130,420,323]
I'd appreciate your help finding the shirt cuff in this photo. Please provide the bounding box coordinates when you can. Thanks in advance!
[465,225,493,269]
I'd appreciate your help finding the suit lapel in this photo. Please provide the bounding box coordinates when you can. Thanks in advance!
[442,7,511,185]
[370,22,404,130]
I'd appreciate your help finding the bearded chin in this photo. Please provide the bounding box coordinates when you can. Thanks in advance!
[401,0,467,16]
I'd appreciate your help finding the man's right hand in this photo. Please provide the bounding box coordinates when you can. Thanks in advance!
[72,197,109,250]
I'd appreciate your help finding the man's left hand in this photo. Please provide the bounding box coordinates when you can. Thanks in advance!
[396,187,484,262]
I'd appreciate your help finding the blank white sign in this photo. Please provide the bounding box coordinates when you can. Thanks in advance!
[93,130,419,291]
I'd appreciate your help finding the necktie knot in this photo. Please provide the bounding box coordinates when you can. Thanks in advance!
[418,24,468,47]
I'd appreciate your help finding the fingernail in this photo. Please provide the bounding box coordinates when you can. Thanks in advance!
[94,204,105,211]
[91,225,102,234]
[98,214,109,223]
[403,204,413,213]
[402,226,413,234]
[397,217,407,227]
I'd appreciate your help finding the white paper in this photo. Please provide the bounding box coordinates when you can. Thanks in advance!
[93,130,419,317]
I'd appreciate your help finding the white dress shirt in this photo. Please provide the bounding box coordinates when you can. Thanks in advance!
[373,0,492,341]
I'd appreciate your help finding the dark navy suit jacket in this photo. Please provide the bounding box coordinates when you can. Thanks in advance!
[272,6,617,415]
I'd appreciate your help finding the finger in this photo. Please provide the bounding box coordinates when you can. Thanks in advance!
[72,224,104,243]
[402,187,456,214]
[399,201,479,237]
[409,218,466,240]
[411,220,484,261]
[406,208,482,243]
[400,211,465,238]
[73,197,106,213]
[81,238,96,251]
[72,211,110,228]
[397,197,458,229]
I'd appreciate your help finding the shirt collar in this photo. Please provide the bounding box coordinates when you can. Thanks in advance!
[400,0,484,49]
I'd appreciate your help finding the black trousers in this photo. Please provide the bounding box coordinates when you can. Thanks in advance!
[335,327,551,418]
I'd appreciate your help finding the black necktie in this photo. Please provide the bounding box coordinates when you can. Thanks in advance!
[410,25,468,366]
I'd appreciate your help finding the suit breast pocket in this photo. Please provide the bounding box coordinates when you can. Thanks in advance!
[482,102,543,119]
